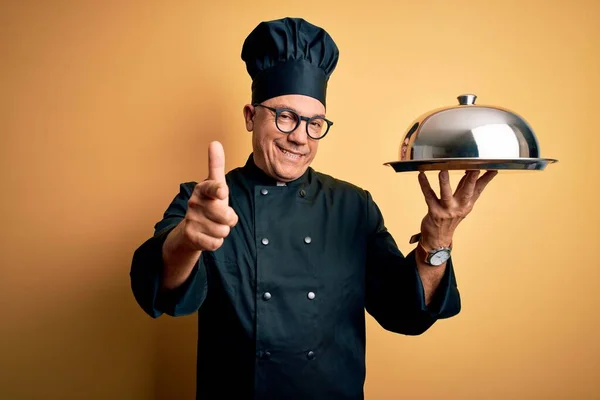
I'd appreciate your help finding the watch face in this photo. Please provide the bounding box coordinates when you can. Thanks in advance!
[429,250,450,266]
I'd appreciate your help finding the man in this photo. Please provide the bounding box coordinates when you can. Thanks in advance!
[130,17,496,399]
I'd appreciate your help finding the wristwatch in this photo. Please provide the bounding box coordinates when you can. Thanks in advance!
[410,233,452,266]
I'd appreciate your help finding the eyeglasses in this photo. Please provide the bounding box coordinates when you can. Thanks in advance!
[253,104,333,140]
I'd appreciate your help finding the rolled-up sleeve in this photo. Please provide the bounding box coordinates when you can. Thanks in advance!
[129,182,208,318]
[364,190,461,335]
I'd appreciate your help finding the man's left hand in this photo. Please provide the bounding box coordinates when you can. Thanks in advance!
[417,170,498,250]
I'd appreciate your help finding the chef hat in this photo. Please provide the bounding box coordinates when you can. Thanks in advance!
[241,17,339,107]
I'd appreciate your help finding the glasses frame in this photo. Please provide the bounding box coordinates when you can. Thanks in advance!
[253,103,333,140]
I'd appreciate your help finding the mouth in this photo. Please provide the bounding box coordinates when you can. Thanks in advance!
[276,145,304,160]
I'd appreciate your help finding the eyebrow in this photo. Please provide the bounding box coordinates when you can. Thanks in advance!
[269,103,326,119]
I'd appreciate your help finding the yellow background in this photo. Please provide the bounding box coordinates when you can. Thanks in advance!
[1,1,598,399]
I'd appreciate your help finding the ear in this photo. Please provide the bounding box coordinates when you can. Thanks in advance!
[243,104,255,132]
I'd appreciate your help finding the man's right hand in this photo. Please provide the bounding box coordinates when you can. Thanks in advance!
[160,141,238,291]
[181,141,239,252]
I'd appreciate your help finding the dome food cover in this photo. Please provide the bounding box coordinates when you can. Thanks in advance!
[384,94,558,172]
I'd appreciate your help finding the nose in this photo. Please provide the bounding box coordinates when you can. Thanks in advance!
[286,119,309,145]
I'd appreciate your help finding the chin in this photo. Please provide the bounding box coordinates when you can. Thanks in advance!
[267,152,308,180]
[274,169,303,182]
[272,164,307,182]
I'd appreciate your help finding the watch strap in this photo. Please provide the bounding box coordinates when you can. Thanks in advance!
[410,232,453,250]
[409,232,422,244]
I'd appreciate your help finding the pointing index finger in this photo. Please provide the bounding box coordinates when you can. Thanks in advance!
[208,141,226,182]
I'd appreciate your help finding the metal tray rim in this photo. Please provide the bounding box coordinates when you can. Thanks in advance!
[383,157,558,172]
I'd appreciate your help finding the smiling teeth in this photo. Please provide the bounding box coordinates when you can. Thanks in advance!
[281,148,301,159]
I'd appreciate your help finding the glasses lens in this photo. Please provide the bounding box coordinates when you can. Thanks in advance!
[307,117,328,139]
[276,110,299,133]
